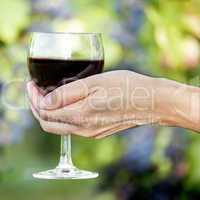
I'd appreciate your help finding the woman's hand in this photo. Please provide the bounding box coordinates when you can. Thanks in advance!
[27,70,200,138]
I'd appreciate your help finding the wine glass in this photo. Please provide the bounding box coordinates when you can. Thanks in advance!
[27,32,104,179]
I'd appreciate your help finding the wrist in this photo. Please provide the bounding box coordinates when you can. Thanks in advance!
[157,79,200,131]
[153,78,179,126]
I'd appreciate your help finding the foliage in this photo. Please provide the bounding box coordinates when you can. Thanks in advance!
[0,0,30,44]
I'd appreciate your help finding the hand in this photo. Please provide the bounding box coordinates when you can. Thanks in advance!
[27,70,199,138]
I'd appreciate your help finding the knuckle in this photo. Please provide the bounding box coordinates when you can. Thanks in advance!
[38,110,48,120]
[40,121,60,135]
[68,113,80,124]
[66,113,85,126]
[40,122,50,132]
[38,110,56,122]
[84,129,98,138]
[73,129,91,138]
[84,133,93,138]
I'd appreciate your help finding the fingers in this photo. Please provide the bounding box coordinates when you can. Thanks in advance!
[30,103,96,137]
[39,79,91,110]
[30,96,136,138]
[27,81,45,108]
[38,73,105,110]
[30,101,135,138]
[32,99,86,126]
[27,73,104,112]
[30,104,80,135]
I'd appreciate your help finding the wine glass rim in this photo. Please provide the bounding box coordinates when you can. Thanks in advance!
[31,31,102,36]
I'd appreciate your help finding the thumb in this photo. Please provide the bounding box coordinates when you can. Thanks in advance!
[40,79,90,110]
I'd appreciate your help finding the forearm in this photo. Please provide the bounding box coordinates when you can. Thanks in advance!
[158,79,200,132]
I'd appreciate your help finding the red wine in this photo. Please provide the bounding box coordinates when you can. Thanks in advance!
[28,58,104,92]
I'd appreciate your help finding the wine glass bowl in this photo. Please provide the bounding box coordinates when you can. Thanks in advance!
[28,32,104,179]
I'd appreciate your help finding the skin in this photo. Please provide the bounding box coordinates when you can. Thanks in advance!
[27,70,200,139]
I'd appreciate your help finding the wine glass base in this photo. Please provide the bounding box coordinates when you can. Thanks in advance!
[33,167,99,180]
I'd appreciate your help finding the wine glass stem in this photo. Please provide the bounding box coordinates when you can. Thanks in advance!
[57,134,74,169]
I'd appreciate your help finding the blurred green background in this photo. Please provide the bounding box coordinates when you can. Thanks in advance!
[1,0,200,199]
